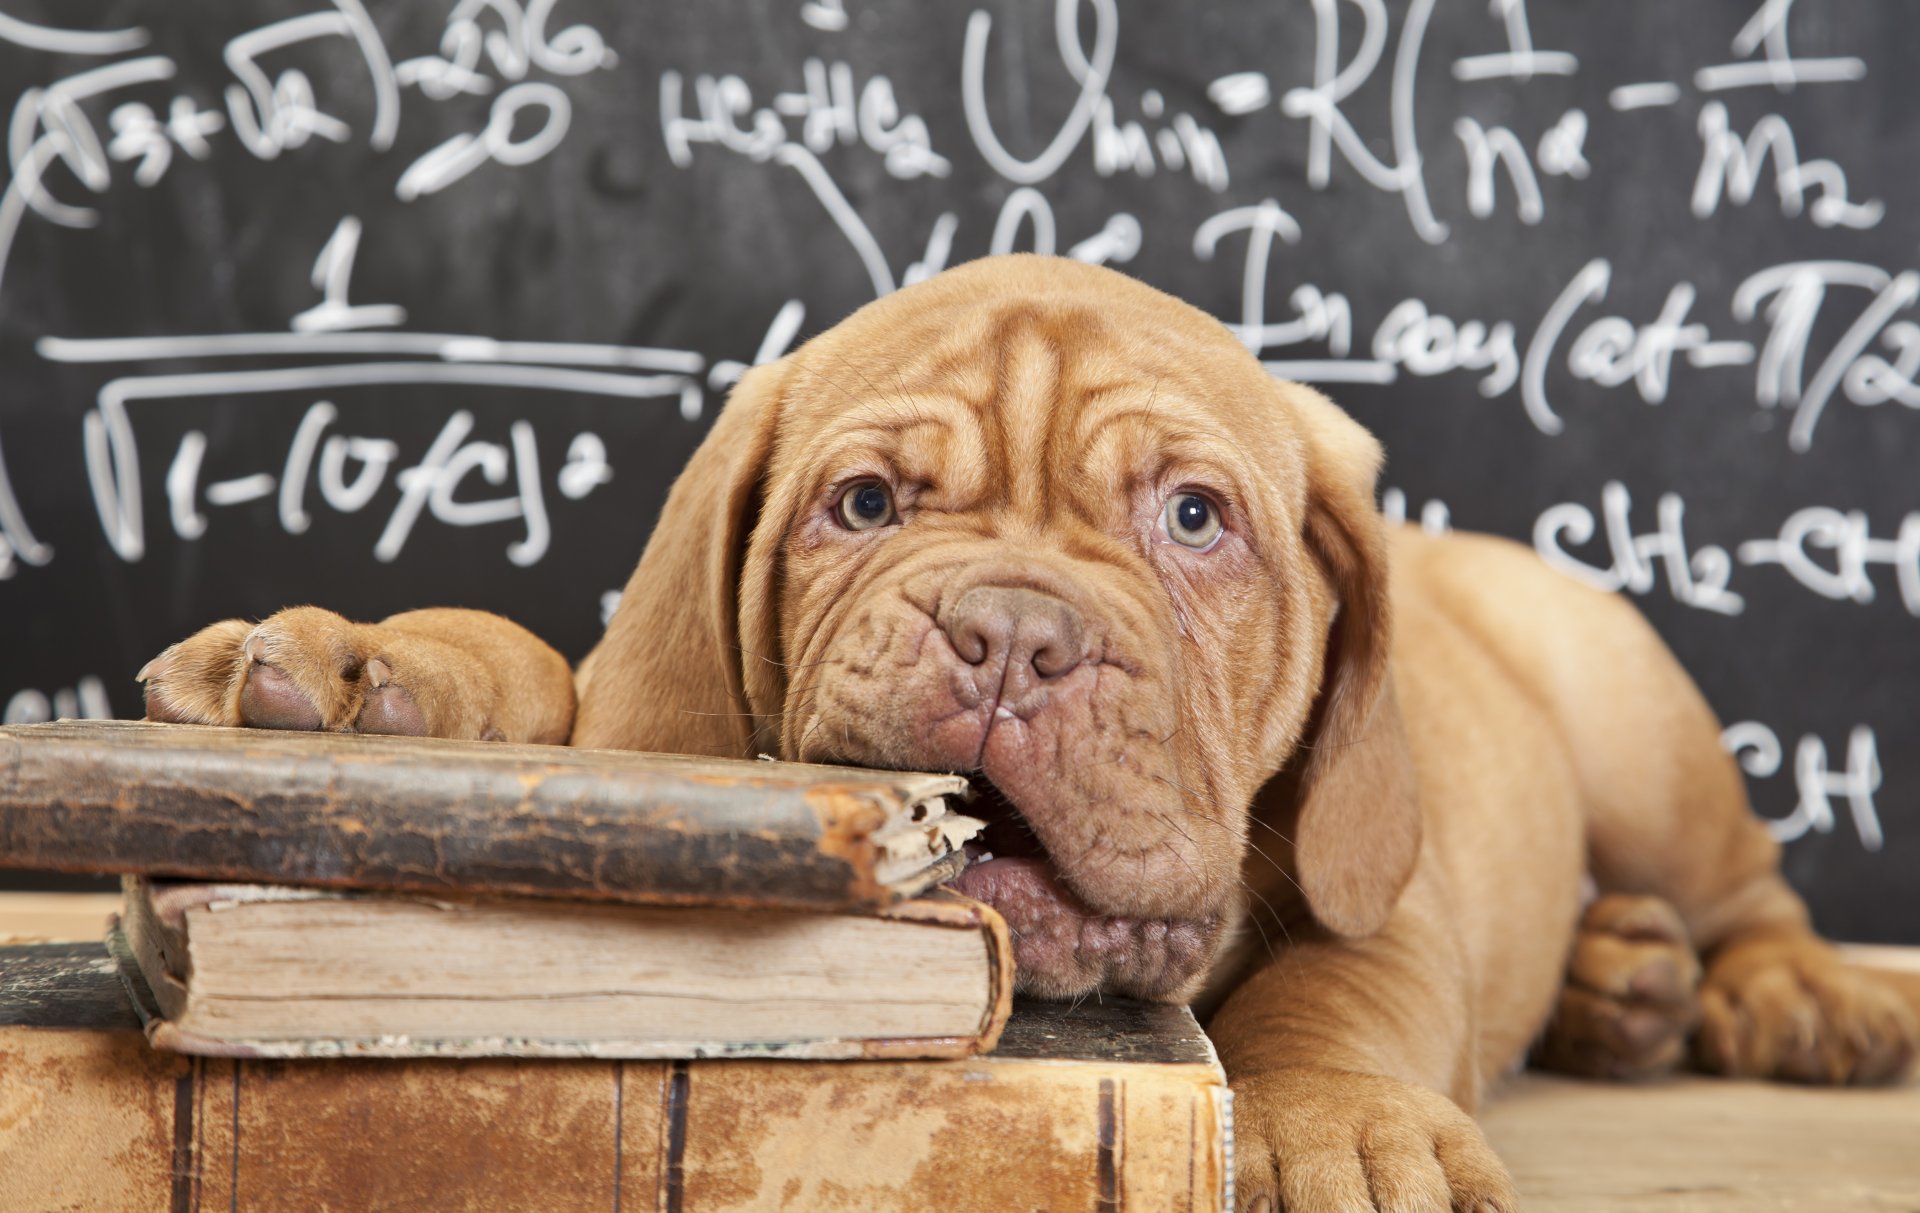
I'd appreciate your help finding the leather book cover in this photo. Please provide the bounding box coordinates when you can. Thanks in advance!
[0,941,1231,1213]
[0,720,977,911]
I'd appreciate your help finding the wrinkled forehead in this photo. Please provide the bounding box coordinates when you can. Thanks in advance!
[771,260,1308,511]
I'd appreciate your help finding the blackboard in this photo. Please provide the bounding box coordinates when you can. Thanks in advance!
[0,1,1913,942]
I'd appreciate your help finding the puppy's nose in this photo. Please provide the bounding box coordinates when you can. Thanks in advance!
[944,586,1086,681]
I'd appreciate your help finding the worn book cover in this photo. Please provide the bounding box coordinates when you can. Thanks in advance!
[112,879,1013,1060]
[0,941,1232,1213]
[0,721,979,910]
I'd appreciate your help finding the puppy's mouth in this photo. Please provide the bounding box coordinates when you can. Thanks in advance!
[943,776,1220,1003]
[948,777,1081,907]
[955,778,1048,867]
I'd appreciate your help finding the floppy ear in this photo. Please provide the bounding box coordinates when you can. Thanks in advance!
[570,361,789,756]
[1284,386,1422,938]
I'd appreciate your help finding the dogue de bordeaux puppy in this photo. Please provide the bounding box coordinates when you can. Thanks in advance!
[140,255,1915,1212]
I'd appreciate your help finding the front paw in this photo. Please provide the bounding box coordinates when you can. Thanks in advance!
[1233,1068,1516,1213]
[1696,930,1917,1085]
[139,608,478,739]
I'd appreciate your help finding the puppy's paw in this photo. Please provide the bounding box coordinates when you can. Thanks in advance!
[1534,893,1700,1080]
[1696,929,1917,1085]
[1232,1068,1516,1213]
[138,607,498,740]
[138,619,255,725]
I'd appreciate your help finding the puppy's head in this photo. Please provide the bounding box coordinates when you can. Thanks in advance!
[579,256,1419,1001]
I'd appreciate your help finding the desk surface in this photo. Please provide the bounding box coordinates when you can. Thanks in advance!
[1482,1072,1920,1213]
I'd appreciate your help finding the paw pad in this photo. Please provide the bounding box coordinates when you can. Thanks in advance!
[356,683,426,736]
[238,662,322,731]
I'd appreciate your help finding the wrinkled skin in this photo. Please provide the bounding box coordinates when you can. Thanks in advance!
[744,283,1339,1001]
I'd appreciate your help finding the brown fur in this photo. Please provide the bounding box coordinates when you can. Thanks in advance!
[141,255,1915,1213]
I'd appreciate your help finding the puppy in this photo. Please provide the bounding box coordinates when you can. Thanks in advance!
[141,255,1916,1212]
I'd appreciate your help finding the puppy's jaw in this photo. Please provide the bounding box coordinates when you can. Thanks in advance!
[787,578,1240,1002]
[948,855,1226,1003]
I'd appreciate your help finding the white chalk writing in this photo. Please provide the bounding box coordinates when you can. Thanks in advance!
[3,676,112,725]
[1725,721,1885,851]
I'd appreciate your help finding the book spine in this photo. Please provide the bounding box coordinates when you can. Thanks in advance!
[0,1022,1229,1213]
[0,723,913,910]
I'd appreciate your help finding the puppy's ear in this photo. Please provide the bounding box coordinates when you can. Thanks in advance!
[571,361,789,755]
[1285,386,1422,938]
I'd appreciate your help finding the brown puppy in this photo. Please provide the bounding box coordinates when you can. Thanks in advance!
[140,255,1915,1212]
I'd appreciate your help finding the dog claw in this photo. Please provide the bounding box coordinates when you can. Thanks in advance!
[367,657,391,688]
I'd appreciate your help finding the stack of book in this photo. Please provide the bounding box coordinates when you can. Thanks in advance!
[0,720,1231,1212]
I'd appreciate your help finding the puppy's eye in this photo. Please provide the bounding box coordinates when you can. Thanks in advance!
[1164,492,1223,550]
[837,481,896,530]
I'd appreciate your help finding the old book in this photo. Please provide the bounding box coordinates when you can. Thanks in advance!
[113,877,1012,1060]
[0,720,979,910]
[0,941,1232,1213]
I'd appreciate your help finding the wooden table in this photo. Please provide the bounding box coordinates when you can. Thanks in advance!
[1482,1072,1920,1212]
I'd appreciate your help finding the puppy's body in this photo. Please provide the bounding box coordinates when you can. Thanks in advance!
[140,256,1914,1212]
[1211,528,1777,1094]
[1204,529,1593,1091]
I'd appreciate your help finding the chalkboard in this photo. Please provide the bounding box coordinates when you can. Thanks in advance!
[0,1,1913,942]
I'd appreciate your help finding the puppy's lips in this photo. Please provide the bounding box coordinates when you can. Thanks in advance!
[943,777,1221,1001]
[947,852,1085,911]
